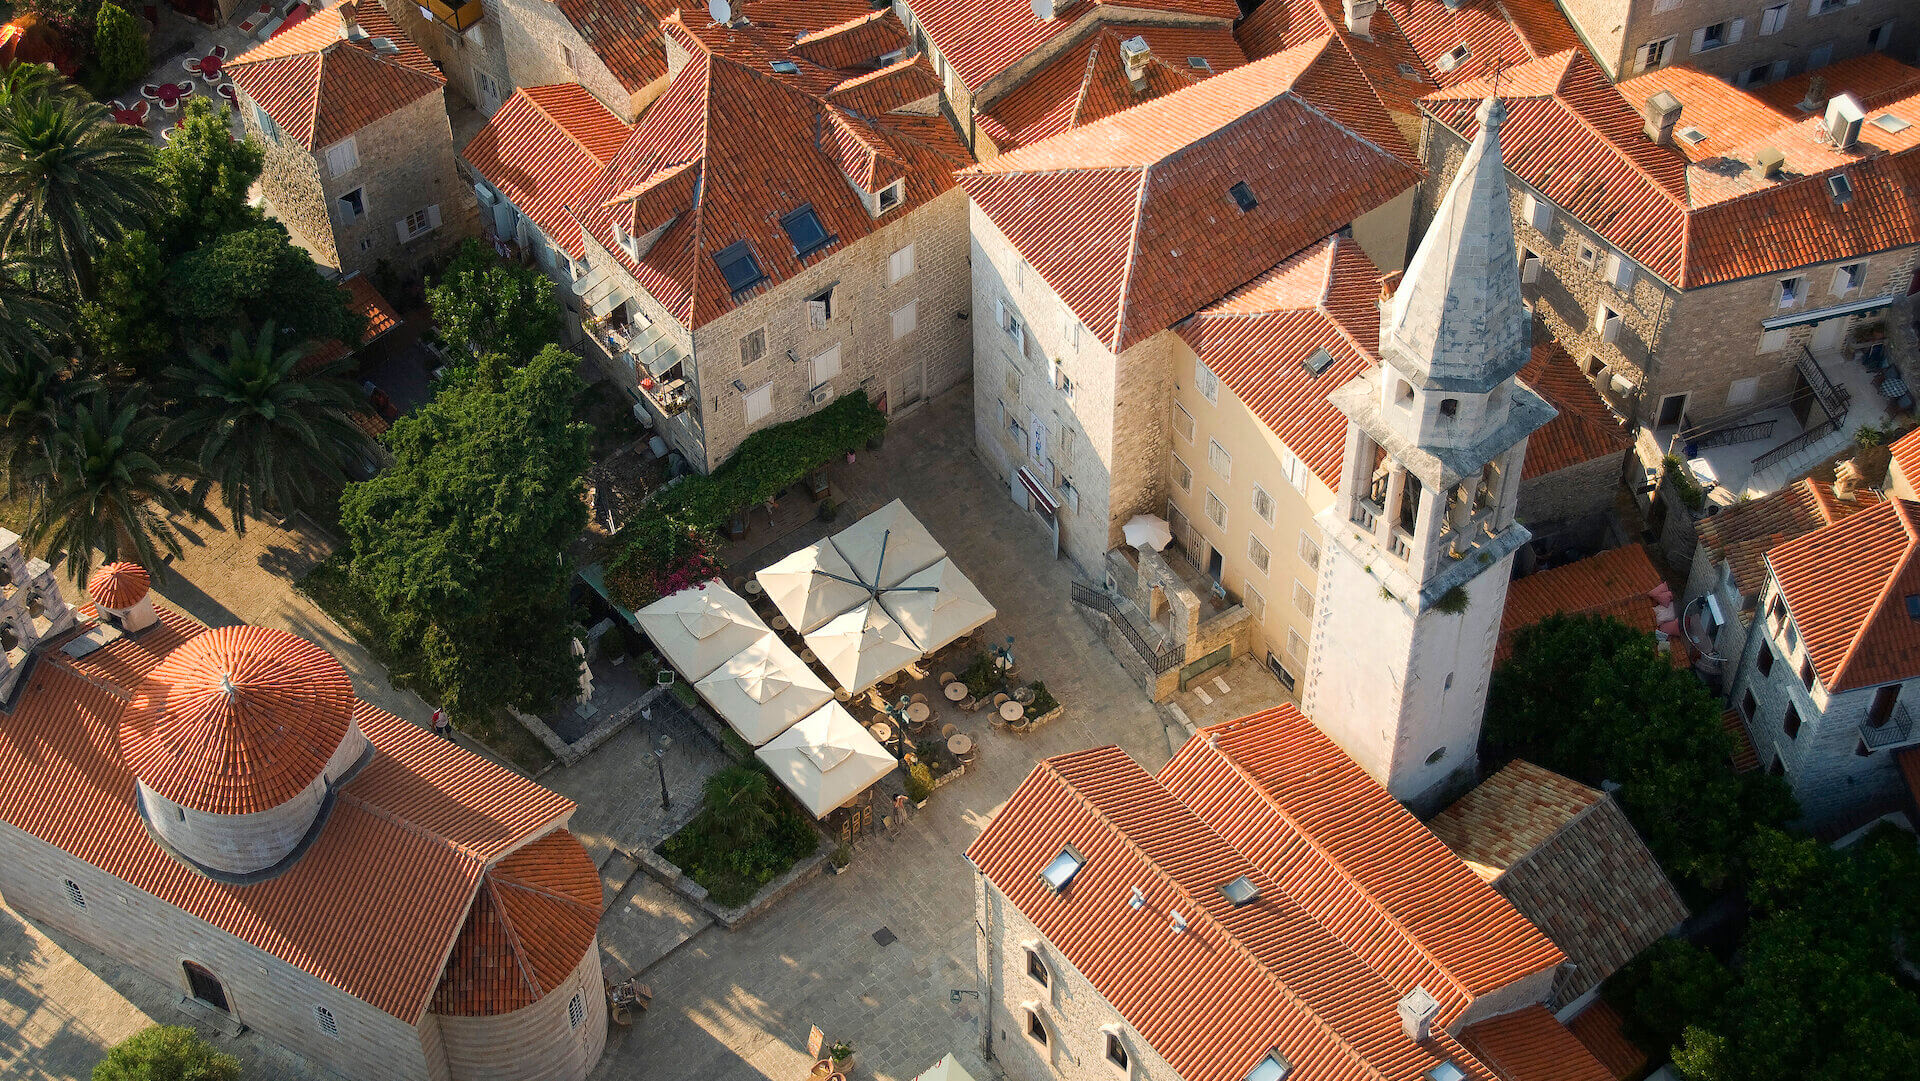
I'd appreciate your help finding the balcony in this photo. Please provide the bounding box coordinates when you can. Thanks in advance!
[422,0,483,32]
[1859,702,1918,751]
[638,373,692,418]
[1350,499,1381,532]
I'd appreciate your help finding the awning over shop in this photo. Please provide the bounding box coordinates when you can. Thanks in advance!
[1016,467,1058,516]
[1760,292,1896,331]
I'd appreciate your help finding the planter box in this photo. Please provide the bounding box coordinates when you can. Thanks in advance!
[640,825,834,931]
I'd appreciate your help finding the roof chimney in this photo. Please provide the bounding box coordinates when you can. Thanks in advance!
[1799,75,1828,114]
[1344,0,1378,38]
[1756,146,1785,178]
[1643,90,1682,145]
[1397,987,1440,1042]
[1825,93,1865,151]
[1120,35,1152,91]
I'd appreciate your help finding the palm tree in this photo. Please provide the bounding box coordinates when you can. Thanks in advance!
[0,344,92,498]
[26,391,204,588]
[165,323,376,533]
[0,71,160,295]
[0,248,64,364]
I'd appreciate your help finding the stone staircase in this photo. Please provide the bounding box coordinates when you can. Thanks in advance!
[1742,421,1855,496]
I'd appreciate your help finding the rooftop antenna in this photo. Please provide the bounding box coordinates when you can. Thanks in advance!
[707,0,732,25]
[1127,886,1145,910]
[1169,910,1188,934]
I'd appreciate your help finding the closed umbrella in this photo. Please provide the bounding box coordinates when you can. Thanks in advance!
[694,634,833,745]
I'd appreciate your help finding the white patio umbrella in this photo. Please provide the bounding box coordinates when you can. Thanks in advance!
[831,498,945,589]
[754,540,872,633]
[694,634,833,745]
[634,579,769,680]
[1123,513,1173,551]
[879,558,996,657]
[755,701,896,817]
[910,1056,979,1081]
[804,599,923,694]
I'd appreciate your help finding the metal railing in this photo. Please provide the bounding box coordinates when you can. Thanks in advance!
[1750,415,1841,475]
[1695,417,1778,449]
[1795,344,1850,421]
[1859,702,1917,751]
[1070,582,1183,674]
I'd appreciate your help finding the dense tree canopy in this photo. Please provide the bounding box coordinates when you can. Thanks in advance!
[339,348,590,719]
[92,1024,240,1081]
[425,238,561,364]
[150,98,266,258]
[1485,614,1795,893]
[167,223,359,346]
[91,4,148,94]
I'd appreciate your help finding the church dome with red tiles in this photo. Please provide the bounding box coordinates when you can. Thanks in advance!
[87,562,150,611]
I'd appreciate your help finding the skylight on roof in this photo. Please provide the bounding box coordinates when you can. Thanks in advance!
[1397,63,1424,81]
[1039,844,1084,891]
[1229,181,1258,212]
[1187,55,1211,72]
[1872,113,1912,134]
[1244,1051,1292,1081]
[1678,127,1707,145]
[770,59,800,74]
[1426,1063,1466,1081]
[1828,173,1853,203]
[1302,347,1334,376]
[713,241,767,293]
[1219,875,1260,905]
[780,204,832,258]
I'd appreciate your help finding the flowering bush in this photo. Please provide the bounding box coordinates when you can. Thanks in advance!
[605,516,726,609]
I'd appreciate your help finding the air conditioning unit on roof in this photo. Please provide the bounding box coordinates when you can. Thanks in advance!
[1825,93,1865,151]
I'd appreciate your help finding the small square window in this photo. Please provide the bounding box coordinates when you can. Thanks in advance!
[1187,56,1211,72]
[1741,690,1757,719]
[1026,949,1049,987]
[1783,703,1802,739]
[741,327,767,365]
[770,59,800,74]
[315,1005,339,1037]
[1828,174,1852,203]
[1219,875,1259,905]
[1301,347,1334,376]
[1906,594,1920,621]
[567,992,585,1029]
[1245,1050,1292,1081]
[1229,182,1258,212]
[715,242,766,293]
[1799,658,1815,690]
[877,181,904,213]
[337,187,366,223]
[63,879,86,909]
[780,204,832,258]
[1757,641,1774,676]
[1039,845,1084,890]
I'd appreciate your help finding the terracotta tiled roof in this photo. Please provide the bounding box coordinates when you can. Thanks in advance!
[86,562,150,610]
[961,43,1419,353]
[1497,545,1665,664]
[430,830,602,1016]
[1426,53,1920,289]
[790,9,913,73]
[906,0,1239,91]
[1892,428,1920,493]
[343,274,399,342]
[1696,478,1877,599]
[1564,1000,1648,1081]
[1766,497,1920,691]
[1461,1005,1614,1081]
[1721,709,1761,774]
[1430,761,1687,1003]
[975,23,1247,152]
[969,717,1549,1081]
[463,85,632,260]
[1176,235,1384,487]
[551,0,677,94]
[118,625,356,814]
[1517,340,1630,479]
[1754,52,1920,119]
[570,12,970,330]
[0,604,576,1020]
[227,2,442,150]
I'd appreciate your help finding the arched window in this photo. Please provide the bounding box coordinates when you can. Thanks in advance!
[1395,379,1414,407]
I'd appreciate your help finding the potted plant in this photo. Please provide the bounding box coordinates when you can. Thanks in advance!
[810,1059,835,1078]
[830,1041,855,1075]
[817,498,838,523]
[906,764,934,807]
[829,842,852,874]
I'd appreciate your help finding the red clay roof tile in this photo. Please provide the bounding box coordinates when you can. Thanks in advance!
[1497,545,1665,664]
[551,0,677,94]
[1766,497,1920,691]
[86,562,150,610]
[908,0,1238,91]
[1722,709,1761,774]
[463,84,632,259]
[1696,478,1877,598]
[1564,999,1648,1081]
[228,3,442,150]
[1461,1005,1614,1081]
[431,830,602,1016]
[1757,52,1920,115]
[1517,340,1632,479]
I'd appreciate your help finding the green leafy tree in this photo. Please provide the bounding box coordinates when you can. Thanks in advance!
[92,1024,240,1081]
[23,0,106,40]
[151,98,265,258]
[165,322,376,532]
[166,222,359,346]
[0,248,66,364]
[426,238,561,364]
[72,229,168,376]
[91,4,149,94]
[0,71,159,294]
[339,347,590,719]
[26,390,205,587]
[1485,614,1795,892]
[0,346,94,496]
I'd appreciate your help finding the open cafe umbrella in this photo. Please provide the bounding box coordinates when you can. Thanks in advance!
[804,600,923,694]
[830,499,946,588]
[1123,513,1172,551]
[694,633,833,745]
[755,539,871,634]
[634,579,769,680]
[879,558,996,658]
[755,701,896,817]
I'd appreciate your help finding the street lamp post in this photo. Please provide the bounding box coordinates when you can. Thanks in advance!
[653,734,673,811]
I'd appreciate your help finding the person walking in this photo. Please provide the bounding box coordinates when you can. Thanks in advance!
[431,708,451,740]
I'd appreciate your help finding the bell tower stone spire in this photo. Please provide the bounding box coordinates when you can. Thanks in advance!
[1301,96,1556,809]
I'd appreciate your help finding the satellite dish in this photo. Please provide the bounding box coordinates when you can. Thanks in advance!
[708,0,731,24]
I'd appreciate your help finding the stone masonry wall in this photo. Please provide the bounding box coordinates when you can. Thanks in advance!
[0,825,447,1081]
[240,90,338,272]
[1576,0,1918,82]
[433,943,605,1081]
[320,91,478,280]
[373,1,511,114]
[1516,454,1625,537]
[491,0,658,121]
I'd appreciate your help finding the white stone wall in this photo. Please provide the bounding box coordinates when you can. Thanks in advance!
[432,941,605,1081]
[0,825,447,1081]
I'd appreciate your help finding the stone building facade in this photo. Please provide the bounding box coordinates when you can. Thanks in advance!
[373,0,513,115]
[490,0,668,121]
[1554,0,1917,84]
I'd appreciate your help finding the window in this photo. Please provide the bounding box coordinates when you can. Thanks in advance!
[336,187,365,224]
[741,327,767,365]
[1172,453,1192,492]
[1229,181,1258,212]
[315,1005,339,1037]
[1808,40,1835,68]
[1760,3,1789,35]
[1173,402,1195,442]
[1244,583,1265,622]
[323,136,358,177]
[892,300,918,340]
[1521,192,1551,231]
[563,45,579,72]
[770,58,800,74]
[808,287,835,327]
[1293,579,1314,617]
[1437,43,1469,72]
[1783,703,1801,739]
[1834,262,1864,295]
[1026,1010,1049,1047]
[1396,379,1415,406]
[1692,19,1742,54]
[1577,242,1599,269]
[713,242,766,293]
[251,101,282,143]
[1298,531,1320,570]
[1219,875,1260,906]
[1205,490,1227,528]
[1195,359,1220,404]
[1760,328,1789,353]
[1596,305,1623,342]
[1603,251,1634,290]
[1828,174,1853,204]
[1727,376,1759,406]
[1188,55,1212,71]
[1652,0,1682,12]
[1026,949,1050,988]
[1800,658,1815,691]
[1907,594,1920,621]
[779,204,831,258]
[1208,439,1231,479]
[1778,276,1803,308]
[397,205,440,241]
[876,180,903,213]
[745,382,773,425]
[567,993,585,1030]
[1811,0,1845,13]
[1521,247,1542,283]
[1437,398,1459,422]
[1245,1050,1292,1081]
[888,243,916,284]
[1251,485,1275,525]
[997,299,1026,355]
[1741,689,1757,719]
[63,878,85,909]
[1106,1031,1130,1070]
[1301,347,1334,376]
[1757,641,1775,677]
[1633,36,1675,73]
[1736,63,1773,88]
[1248,535,1270,575]
[1280,450,1308,493]
[810,344,841,388]
[1287,629,1307,660]
[1061,309,1080,348]
[1040,845,1084,890]
[1868,20,1896,51]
